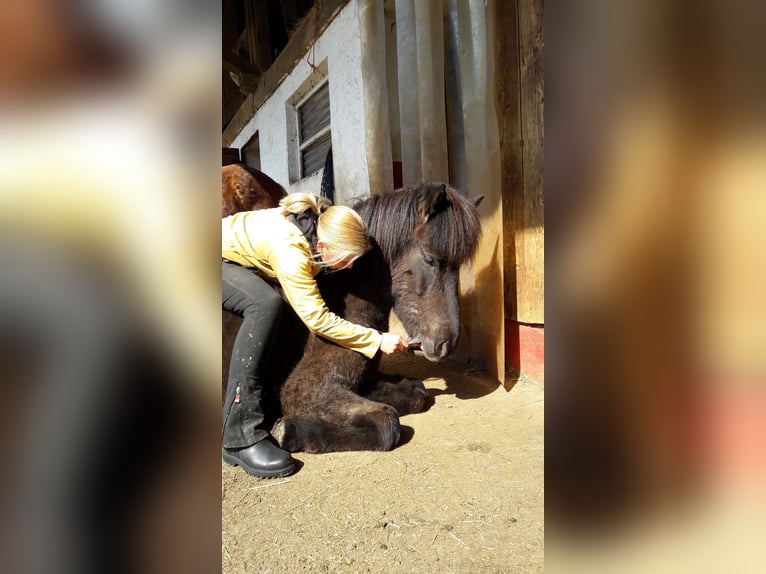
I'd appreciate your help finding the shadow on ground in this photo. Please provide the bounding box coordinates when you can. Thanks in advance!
[379,353,501,400]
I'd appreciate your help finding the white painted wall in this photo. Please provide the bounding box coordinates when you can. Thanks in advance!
[230,1,371,207]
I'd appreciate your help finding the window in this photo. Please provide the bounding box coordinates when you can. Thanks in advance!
[296,81,331,178]
[242,131,261,171]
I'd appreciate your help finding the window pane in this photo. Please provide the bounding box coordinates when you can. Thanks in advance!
[298,82,331,142]
[243,132,260,171]
[301,132,332,177]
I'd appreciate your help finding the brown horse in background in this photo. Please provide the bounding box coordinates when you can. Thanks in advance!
[221,163,286,217]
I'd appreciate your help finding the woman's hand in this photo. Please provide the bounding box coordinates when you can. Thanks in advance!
[379,332,408,355]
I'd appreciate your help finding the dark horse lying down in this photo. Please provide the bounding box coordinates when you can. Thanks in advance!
[222,173,482,453]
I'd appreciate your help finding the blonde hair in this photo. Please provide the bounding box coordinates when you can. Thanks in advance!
[316,205,371,268]
[279,193,371,268]
[279,192,332,216]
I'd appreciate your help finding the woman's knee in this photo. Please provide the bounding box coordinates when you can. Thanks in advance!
[243,287,283,320]
[263,288,284,318]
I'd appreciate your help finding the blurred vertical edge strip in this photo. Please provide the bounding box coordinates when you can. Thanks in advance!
[0,1,222,573]
[546,0,766,573]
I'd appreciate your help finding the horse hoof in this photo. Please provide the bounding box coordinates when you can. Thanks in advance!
[271,418,287,447]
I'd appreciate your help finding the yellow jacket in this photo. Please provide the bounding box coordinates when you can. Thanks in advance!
[222,208,382,358]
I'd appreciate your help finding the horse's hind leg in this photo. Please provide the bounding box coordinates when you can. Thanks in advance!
[362,377,433,415]
[272,399,400,454]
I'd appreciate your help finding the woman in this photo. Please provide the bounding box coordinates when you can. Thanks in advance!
[222,193,408,478]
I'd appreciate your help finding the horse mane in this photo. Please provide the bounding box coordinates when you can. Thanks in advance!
[354,182,482,267]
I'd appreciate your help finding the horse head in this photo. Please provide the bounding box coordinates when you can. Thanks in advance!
[359,183,483,362]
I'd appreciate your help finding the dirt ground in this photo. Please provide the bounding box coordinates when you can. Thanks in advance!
[221,353,544,573]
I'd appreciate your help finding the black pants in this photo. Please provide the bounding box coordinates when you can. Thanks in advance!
[222,261,283,449]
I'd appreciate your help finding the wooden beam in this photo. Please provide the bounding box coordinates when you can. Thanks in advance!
[496,0,544,325]
[497,0,522,323]
[222,0,241,53]
[244,0,272,74]
[515,0,544,324]
[223,50,259,75]
[223,0,351,146]
[280,0,300,33]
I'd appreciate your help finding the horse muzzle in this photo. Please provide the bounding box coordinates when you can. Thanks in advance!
[409,336,454,362]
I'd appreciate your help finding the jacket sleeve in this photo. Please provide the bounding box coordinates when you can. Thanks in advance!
[273,245,383,359]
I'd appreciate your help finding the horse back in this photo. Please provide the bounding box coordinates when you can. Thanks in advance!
[222,164,286,217]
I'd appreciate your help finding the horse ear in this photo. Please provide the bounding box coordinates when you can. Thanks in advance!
[472,194,485,207]
[418,183,448,223]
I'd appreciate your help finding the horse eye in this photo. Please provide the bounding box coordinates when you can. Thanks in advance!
[423,253,435,266]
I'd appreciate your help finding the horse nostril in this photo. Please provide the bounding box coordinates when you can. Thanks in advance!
[420,337,455,361]
[407,337,422,351]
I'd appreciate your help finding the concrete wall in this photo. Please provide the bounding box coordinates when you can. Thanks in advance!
[229,1,371,207]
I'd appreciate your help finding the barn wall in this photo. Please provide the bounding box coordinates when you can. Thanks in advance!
[386,0,506,382]
[497,0,544,382]
[223,0,545,385]
[228,1,372,207]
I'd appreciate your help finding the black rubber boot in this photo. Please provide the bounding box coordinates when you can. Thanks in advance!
[222,438,295,478]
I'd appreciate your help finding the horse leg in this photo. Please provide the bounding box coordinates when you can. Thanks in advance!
[362,377,433,415]
[272,394,400,454]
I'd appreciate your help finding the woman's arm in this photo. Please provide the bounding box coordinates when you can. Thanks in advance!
[275,246,404,358]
